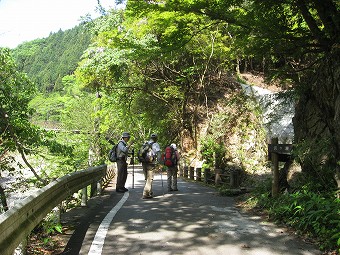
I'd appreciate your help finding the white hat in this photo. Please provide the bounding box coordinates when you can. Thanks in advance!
[170,143,177,150]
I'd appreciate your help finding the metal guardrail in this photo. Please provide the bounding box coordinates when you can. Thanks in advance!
[0,164,107,255]
[102,164,116,189]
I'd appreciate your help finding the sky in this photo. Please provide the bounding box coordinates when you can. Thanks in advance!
[0,0,117,48]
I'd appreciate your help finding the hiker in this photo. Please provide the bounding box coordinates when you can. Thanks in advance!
[116,132,132,193]
[166,143,180,192]
[141,133,161,199]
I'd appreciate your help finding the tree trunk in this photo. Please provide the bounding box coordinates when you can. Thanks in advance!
[296,0,329,49]
[1,109,47,186]
[311,0,340,39]
[293,49,340,191]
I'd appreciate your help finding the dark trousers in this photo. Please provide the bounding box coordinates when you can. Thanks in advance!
[167,166,178,191]
[116,159,128,189]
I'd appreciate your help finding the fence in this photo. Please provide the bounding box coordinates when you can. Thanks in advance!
[181,137,293,194]
[0,164,113,255]
[180,165,241,188]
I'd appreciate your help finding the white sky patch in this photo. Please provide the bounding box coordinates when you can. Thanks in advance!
[0,0,115,48]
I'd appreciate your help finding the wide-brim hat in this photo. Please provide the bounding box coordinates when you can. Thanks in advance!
[122,132,130,138]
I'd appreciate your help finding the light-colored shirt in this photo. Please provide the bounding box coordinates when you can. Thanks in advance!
[117,139,129,159]
[149,139,161,162]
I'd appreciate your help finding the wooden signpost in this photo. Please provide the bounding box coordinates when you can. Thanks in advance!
[268,138,293,197]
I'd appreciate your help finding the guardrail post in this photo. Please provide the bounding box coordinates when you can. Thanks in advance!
[230,169,240,188]
[196,167,202,181]
[271,137,279,197]
[90,182,97,197]
[14,238,27,255]
[81,187,87,206]
[97,180,102,195]
[215,168,222,184]
[189,166,194,180]
[204,168,210,183]
[184,166,188,178]
[53,206,61,224]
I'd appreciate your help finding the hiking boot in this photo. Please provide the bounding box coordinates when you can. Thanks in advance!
[122,187,129,191]
[116,188,126,193]
[142,195,153,199]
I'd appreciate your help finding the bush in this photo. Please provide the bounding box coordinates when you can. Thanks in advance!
[253,188,340,252]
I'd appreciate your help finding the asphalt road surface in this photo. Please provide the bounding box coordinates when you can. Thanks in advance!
[61,165,321,255]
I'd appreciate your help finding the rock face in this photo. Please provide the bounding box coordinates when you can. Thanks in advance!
[293,49,340,189]
[240,83,294,143]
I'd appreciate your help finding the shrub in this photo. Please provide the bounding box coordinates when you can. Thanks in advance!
[253,188,340,252]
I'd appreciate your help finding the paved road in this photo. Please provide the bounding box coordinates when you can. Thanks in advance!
[61,165,321,255]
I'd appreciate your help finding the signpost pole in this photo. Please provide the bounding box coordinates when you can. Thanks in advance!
[271,137,279,197]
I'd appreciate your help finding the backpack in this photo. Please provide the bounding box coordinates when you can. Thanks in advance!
[163,146,177,167]
[108,141,121,162]
[137,142,155,163]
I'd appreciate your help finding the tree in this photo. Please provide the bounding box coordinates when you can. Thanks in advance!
[1,48,43,210]
[76,7,242,151]
[12,25,92,93]
[0,48,74,211]
[121,0,340,190]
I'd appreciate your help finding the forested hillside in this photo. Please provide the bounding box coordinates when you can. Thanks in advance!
[1,0,339,253]
[12,25,91,92]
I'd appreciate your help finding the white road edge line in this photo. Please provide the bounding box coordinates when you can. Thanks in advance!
[88,191,129,255]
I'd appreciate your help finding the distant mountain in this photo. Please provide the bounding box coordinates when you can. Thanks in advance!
[12,25,91,93]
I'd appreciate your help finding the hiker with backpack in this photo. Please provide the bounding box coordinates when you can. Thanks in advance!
[115,132,133,193]
[138,133,161,199]
[164,143,180,192]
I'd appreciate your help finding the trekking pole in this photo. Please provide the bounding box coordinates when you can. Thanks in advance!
[132,149,135,189]
[160,167,164,196]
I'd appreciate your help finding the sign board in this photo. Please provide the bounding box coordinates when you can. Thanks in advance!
[268,144,292,155]
[268,144,292,162]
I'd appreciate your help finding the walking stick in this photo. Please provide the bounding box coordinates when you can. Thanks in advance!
[160,167,164,196]
[132,149,135,189]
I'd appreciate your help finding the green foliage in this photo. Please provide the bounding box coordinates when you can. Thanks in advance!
[42,212,63,235]
[293,138,337,191]
[199,90,267,173]
[0,48,88,195]
[250,187,340,251]
[12,25,91,92]
[0,48,38,168]
[126,0,339,83]
[218,185,244,196]
[26,80,95,176]
[200,137,226,169]
[30,211,63,250]
[29,93,67,122]
[2,5,338,253]
[76,7,244,150]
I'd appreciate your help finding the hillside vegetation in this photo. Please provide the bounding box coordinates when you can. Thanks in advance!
[12,25,91,93]
[1,0,339,253]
